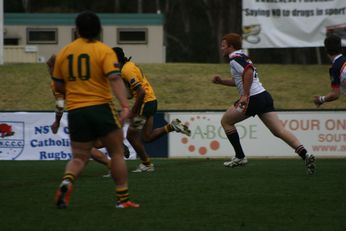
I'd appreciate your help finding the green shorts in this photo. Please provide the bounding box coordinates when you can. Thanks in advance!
[67,103,122,142]
[140,100,158,117]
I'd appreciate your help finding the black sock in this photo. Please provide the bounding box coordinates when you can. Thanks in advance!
[295,145,307,160]
[225,129,245,159]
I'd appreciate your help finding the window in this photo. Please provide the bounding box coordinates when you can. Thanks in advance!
[117,28,147,44]
[4,38,19,45]
[27,28,57,44]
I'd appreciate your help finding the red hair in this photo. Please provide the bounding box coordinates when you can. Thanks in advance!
[222,33,242,50]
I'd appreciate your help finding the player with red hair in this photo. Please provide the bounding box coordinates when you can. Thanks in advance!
[212,33,315,174]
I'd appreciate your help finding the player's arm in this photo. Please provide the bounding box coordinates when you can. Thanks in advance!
[237,66,253,110]
[51,53,66,97]
[48,54,65,134]
[242,66,253,96]
[51,95,64,134]
[212,75,235,86]
[131,85,145,115]
[108,73,130,123]
[313,87,340,107]
[52,78,66,96]
[46,54,56,77]
[52,82,65,110]
[313,70,342,107]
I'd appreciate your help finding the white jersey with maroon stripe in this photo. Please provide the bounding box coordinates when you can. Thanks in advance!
[228,50,265,96]
[330,54,346,94]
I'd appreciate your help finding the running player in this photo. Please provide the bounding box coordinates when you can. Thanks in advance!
[113,47,191,172]
[47,55,130,174]
[53,11,139,208]
[212,33,315,174]
[313,34,346,106]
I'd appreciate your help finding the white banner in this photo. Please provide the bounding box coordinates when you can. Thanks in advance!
[242,0,346,48]
[168,111,346,158]
[0,112,135,160]
[2,111,346,159]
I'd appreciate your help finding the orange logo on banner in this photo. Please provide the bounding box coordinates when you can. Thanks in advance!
[180,116,220,155]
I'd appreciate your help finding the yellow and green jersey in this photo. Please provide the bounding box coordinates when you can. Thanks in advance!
[52,38,120,111]
[121,61,156,103]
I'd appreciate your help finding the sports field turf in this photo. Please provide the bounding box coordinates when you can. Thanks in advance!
[0,158,345,231]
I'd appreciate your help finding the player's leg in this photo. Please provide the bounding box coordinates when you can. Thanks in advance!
[65,142,94,176]
[142,115,167,142]
[92,140,130,177]
[259,112,303,149]
[128,101,157,172]
[100,129,127,185]
[259,111,315,174]
[55,140,94,208]
[127,120,154,172]
[140,100,190,141]
[91,147,111,169]
[141,116,190,142]
[96,103,139,207]
[222,105,249,167]
[94,138,130,159]
[55,105,96,208]
[100,128,139,208]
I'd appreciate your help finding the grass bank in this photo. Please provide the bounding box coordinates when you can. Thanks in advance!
[0,63,344,111]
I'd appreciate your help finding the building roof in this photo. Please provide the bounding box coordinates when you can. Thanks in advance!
[4,13,163,26]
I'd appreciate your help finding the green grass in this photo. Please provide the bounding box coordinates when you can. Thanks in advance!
[1,159,346,231]
[0,63,345,111]
[1,63,345,229]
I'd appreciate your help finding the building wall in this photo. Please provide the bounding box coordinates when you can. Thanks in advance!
[4,13,165,64]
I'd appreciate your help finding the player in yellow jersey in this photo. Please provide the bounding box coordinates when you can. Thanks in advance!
[113,47,191,172]
[52,11,139,209]
[47,55,130,175]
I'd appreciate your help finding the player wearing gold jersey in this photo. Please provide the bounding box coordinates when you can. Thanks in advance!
[47,55,130,174]
[113,47,191,172]
[52,11,138,209]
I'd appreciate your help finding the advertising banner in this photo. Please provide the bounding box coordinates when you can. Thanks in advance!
[242,0,346,48]
[2,111,346,159]
[0,112,135,160]
[168,111,346,158]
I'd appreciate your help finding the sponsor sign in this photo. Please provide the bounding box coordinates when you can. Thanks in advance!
[0,121,24,159]
[0,112,71,160]
[2,111,346,159]
[0,112,135,160]
[168,111,346,158]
